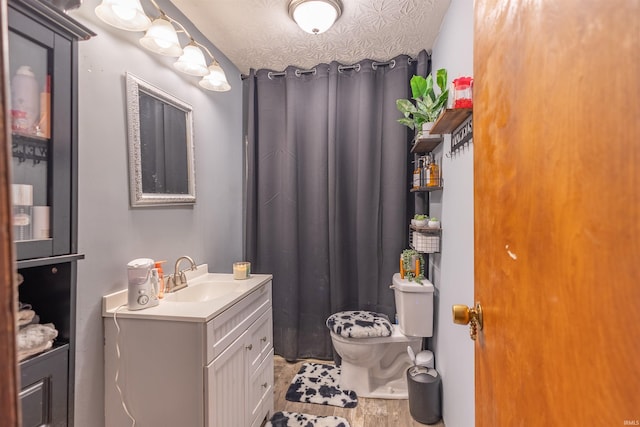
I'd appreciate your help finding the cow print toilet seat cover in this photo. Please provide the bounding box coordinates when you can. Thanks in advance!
[326,311,393,338]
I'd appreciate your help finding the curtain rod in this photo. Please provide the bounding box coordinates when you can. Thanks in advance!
[241,51,430,80]
[256,57,416,80]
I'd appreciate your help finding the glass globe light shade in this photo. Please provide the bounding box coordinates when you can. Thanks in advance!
[289,0,342,34]
[199,61,231,92]
[95,0,151,31]
[140,17,183,57]
[174,44,209,76]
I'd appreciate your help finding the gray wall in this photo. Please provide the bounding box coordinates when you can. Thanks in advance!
[69,1,243,425]
[430,0,475,426]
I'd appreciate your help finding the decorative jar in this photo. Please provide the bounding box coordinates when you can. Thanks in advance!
[452,77,473,109]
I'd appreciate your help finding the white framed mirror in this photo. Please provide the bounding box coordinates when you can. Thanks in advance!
[125,72,196,207]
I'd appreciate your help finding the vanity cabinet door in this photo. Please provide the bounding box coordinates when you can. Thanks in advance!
[206,330,248,427]
[206,303,274,427]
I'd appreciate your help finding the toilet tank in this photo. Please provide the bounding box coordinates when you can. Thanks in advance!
[392,273,434,337]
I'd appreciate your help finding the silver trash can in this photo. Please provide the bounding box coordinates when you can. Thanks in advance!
[407,366,442,424]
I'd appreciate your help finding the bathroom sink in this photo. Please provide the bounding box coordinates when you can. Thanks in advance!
[164,281,242,303]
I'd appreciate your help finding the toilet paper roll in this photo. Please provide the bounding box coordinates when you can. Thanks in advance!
[32,206,50,239]
[11,184,33,206]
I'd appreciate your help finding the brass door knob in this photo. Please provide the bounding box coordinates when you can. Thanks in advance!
[452,303,483,340]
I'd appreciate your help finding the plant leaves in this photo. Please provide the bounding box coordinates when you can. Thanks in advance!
[410,75,428,99]
[426,75,436,102]
[436,68,448,93]
[397,70,449,129]
[396,98,417,115]
[397,118,415,130]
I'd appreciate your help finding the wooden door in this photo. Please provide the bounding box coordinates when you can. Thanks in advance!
[474,0,640,425]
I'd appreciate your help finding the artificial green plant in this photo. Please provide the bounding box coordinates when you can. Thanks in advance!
[396,68,449,132]
[401,249,425,284]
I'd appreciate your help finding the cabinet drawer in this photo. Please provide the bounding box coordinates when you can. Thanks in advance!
[248,309,273,376]
[206,281,271,363]
[248,350,274,427]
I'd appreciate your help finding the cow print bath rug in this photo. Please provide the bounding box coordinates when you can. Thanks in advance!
[266,411,351,427]
[285,362,358,408]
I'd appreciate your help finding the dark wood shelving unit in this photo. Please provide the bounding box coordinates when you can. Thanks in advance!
[8,1,94,425]
[431,108,473,134]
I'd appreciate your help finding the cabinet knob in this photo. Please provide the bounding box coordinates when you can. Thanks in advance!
[262,382,268,389]
[260,336,267,343]
[245,344,253,351]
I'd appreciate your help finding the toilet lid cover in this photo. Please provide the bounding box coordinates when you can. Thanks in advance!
[326,311,393,338]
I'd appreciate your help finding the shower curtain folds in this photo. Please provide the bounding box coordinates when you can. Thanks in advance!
[245,51,430,360]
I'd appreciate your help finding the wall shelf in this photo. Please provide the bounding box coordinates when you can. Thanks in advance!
[411,135,443,154]
[17,253,84,270]
[409,225,442,234]
[431,108,473,134]
[410,186,443,193]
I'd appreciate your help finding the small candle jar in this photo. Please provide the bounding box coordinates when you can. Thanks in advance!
[452,77,473,109]
[233,262,251,280]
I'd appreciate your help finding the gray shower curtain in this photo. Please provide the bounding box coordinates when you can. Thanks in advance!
[245,51,430,361]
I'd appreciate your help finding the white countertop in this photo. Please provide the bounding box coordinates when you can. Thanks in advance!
[102,265,272,322]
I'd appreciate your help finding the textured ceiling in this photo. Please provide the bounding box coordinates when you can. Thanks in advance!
[171,0,452,75]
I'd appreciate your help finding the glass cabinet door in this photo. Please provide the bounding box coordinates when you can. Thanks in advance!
[8,7,73,260]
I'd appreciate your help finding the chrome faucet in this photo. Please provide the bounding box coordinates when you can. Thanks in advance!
[167,255,197,293]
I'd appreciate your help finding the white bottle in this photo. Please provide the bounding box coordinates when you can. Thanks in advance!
[11,66,39,134]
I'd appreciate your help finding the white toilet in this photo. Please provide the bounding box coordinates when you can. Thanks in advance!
[327,273,434,399]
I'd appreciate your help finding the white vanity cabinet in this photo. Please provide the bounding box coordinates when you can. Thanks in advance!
[103,275,273,427]
[205,285,274,427]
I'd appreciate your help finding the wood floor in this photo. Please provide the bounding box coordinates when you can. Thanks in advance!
[271,356,445,427]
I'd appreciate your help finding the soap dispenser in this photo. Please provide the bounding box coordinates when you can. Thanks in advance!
[154,260,167,299]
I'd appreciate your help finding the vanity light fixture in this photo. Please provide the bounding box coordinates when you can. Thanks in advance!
[288,0,343,34]
[174,40,209,76]
[95,0,151,31]
[140,15,183,57]
[199,59,231,92]
[94,0,231,91]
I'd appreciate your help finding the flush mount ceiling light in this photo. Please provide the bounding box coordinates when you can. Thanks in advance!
[95,0,151,31]
[288,0,343,34]
[140,15,183,57]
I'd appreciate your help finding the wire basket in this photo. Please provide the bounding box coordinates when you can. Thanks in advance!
[410,231,440,253]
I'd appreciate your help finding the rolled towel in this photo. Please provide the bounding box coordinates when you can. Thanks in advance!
[17,323,58,361]
[17,309,35,327]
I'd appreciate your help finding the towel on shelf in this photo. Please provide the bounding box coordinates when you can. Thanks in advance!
[17,302,40,328]
[17,323,58,361]
[17,309,36,327]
